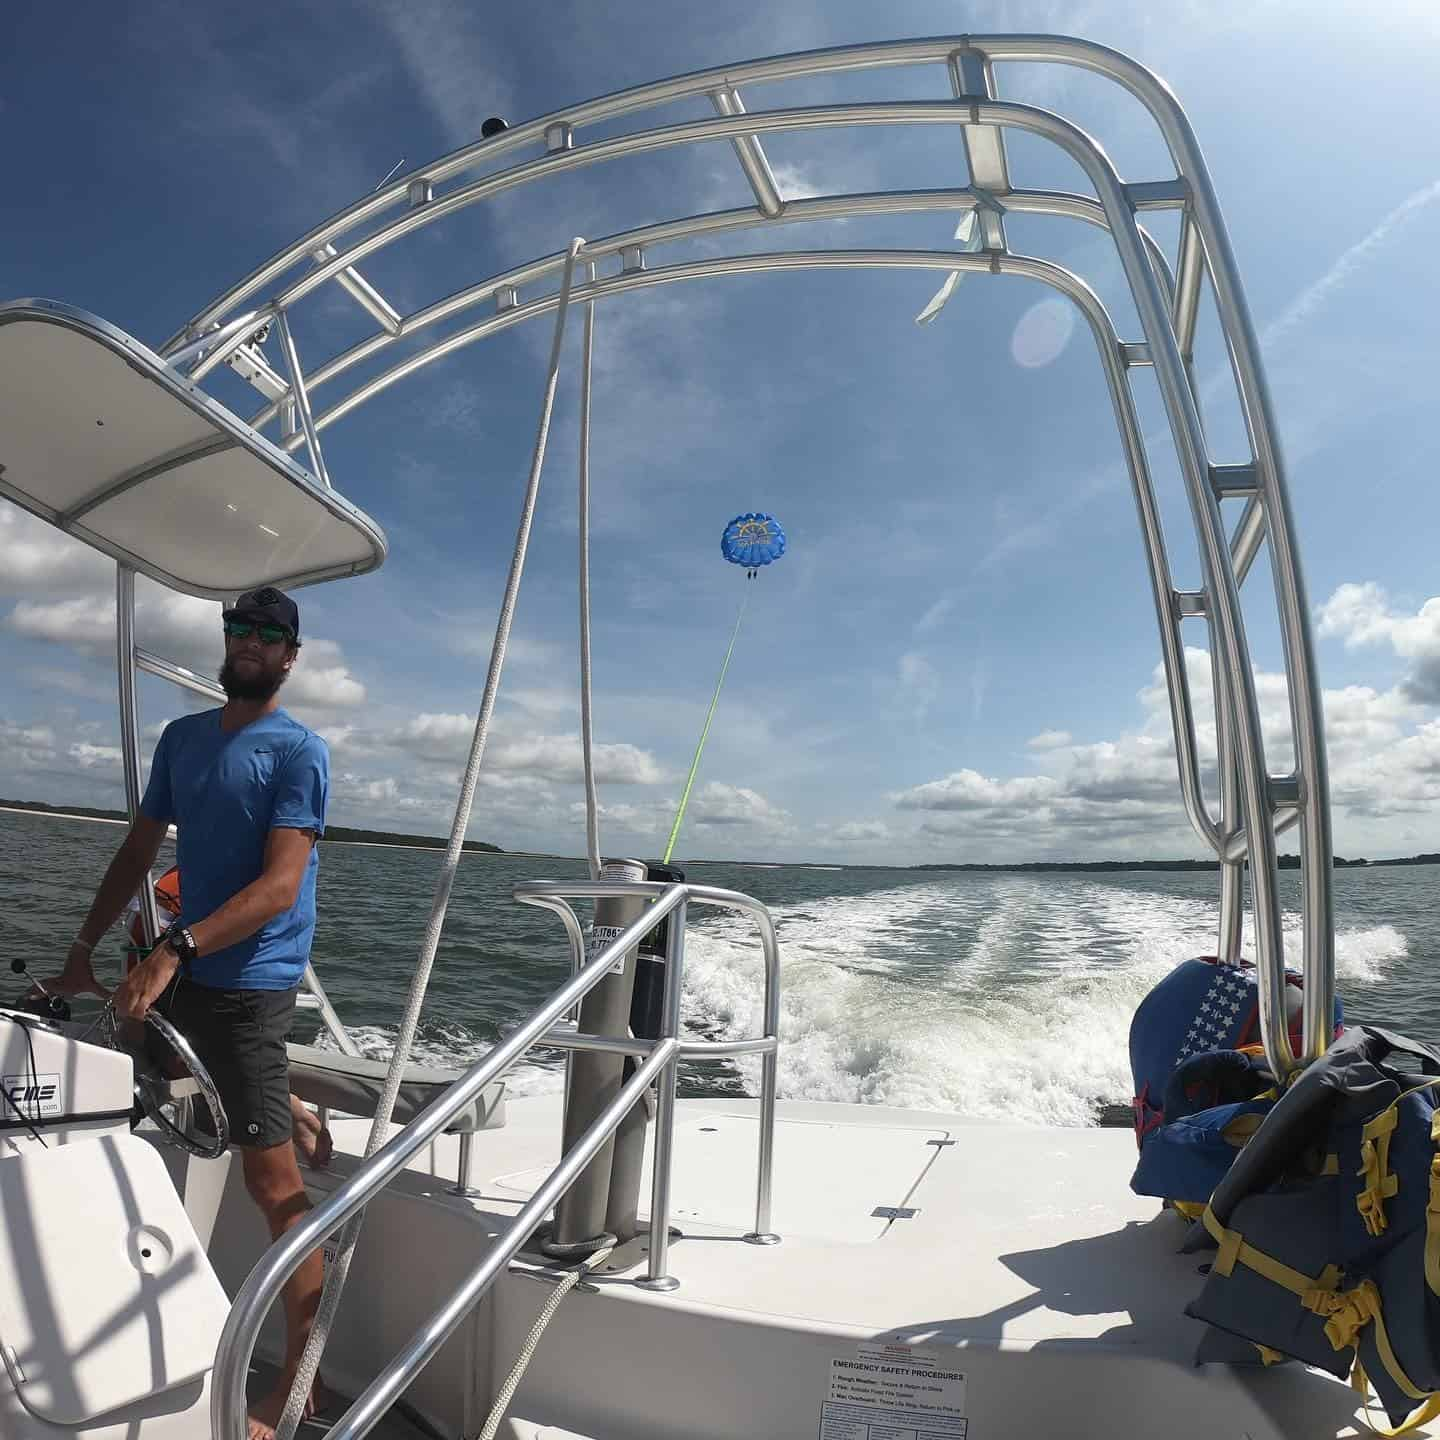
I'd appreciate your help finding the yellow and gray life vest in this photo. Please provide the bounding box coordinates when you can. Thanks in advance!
[1187,1026,1440,1433]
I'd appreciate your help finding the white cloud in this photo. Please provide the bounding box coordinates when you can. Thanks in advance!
[690,781,790,831]
[7,596,114,653]
[568,797,670,834]
[0,505,113,596]
[1318,582,1440,704]
[894,769,1059,814]
[1027,729,1072,750]
[343,775,401,806]
[285,638,367,709]
[824,819,893,846]
[392,714,664,784]
[67,742,123,773]
[1,502,366,712]
[0,722,59,771]
[769,161,827,202]
[885,615,1440,861]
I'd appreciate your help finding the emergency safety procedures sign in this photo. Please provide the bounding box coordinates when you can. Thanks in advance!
[819,1343,968,1440]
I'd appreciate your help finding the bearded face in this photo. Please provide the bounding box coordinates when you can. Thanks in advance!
[219,631,295,701]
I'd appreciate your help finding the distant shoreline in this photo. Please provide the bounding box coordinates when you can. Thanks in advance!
[0,800,502,855]
[4,796,1437,871]
[0,803,130,827]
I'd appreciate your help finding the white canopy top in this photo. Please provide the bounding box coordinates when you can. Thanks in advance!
[0,300,385,599]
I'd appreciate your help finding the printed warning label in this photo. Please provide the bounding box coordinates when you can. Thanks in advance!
[819,1343,968,1440]
[2,1072,62,1119]
[586,924,630,974]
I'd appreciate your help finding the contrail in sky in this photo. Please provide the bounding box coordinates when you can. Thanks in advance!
[1260,176,1440,350]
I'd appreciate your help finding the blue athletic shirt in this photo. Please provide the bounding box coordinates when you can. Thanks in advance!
[139,708,328,990]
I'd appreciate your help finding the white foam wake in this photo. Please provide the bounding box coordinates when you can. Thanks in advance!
[319,1022,565,1096]
[312,878,1408,1127]
[678,878,1407,1126]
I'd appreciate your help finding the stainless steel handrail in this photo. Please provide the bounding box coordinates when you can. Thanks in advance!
[156,35,1201,347]
[212,884,688,1438]
[239,185,1173,438]
[212,879,781,1439]
[514,879,783,1243]
[326,1040,678,1440]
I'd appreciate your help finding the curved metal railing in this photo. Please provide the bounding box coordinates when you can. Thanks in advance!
[145,35,1335,1076]
[212,879,781,1440]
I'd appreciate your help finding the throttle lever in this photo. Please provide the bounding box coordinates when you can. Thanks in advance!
[9,957,70,1021]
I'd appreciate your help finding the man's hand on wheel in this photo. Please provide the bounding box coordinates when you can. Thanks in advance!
[31,942,112,1001]
[114,943,181,1021]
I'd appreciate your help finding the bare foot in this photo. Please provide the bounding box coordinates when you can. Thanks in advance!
[247,1374,327,1439]
[291,1097,332,1169]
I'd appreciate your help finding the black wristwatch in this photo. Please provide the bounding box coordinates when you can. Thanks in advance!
[169,925,200,969]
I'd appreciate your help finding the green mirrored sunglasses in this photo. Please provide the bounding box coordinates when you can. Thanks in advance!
[223,620,291,644]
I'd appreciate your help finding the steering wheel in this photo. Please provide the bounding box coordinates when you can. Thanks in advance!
[80,1004,230,1159]
[7,959,228,1158]
[130,1009,230,1159]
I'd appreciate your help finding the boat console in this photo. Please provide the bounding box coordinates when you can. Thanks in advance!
[0,1006,133,1153]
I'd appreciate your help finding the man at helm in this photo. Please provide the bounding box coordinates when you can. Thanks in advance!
[47,585,329,1438]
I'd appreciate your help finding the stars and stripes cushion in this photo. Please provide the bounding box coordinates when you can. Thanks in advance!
[1128,956,1344,1145]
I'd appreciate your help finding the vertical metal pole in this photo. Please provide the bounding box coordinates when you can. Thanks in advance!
[577,262,602,883]
[116,565,161,945]
[546,860,648,1254]
[448,1132,475,1198]
[638,896,686,1292]
[747,922,781,1245]
[1212,649,1246,965]
[748,1048,780,1244]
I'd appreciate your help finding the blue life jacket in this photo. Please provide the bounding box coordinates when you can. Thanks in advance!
[1129,957,1341,1145]
[1187,1026,1440,1432]
[1130,1049,1277,1204]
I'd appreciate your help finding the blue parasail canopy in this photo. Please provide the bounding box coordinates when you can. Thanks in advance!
[721,512,787,573]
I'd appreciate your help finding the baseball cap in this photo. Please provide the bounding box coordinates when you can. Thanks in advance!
[222,585,300,641]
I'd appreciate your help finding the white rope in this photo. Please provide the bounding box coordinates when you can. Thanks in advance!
[473,1246,614,1440]
[274,236,590,1440]
[578,261,602,882]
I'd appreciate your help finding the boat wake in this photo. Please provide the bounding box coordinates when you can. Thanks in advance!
[321,878,1407,1125]
[679,878,1407,1126]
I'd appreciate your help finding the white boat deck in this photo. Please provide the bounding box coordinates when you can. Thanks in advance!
[225,1096,1396,1440]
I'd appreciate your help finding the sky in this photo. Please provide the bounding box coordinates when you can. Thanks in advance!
[2,0,1439,866]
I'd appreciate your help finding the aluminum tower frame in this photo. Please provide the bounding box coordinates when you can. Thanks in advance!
[158,35,1333,1082]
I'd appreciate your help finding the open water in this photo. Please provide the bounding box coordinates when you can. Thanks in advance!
[1,808,1433,1123]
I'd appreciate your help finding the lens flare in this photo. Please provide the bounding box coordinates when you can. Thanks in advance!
[1011,297,1077,369]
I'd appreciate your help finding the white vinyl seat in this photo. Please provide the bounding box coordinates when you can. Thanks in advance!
[287,1044,507,1133]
